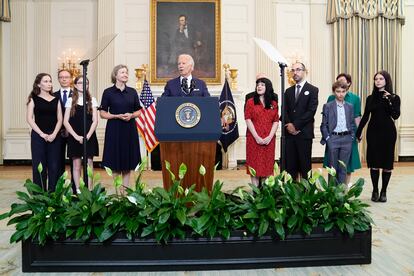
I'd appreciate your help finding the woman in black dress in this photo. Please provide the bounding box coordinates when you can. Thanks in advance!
[26,73,63,191]
[63,76,99,190]
[356,70,400,202]
[100,65,142,188]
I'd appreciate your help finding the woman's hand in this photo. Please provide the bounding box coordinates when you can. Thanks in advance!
[46,133,57,142]
[75,135,83,144]
[254,136,264,145]
[263,135,273,145]
[86,133,92,140]
[120,113,133,121]
[40,132,48,141]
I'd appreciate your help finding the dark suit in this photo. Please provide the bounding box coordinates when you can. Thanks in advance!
[244,91,278,110]
[283,81,319,179]
[320,100,355,183]
[53,89,75,191]
[162,76,210,97]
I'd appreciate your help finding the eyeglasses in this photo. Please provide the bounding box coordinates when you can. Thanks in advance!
[58,76,71,79]
[290,68,305,73]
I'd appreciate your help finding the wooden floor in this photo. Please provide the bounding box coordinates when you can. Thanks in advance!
[1,163,414,275]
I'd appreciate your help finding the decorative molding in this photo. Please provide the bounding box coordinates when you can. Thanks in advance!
[10,1,28,131]
[33,1,51,74]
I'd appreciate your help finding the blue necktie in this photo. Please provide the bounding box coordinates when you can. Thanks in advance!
[182,78,189,95]
[62,90,68,107]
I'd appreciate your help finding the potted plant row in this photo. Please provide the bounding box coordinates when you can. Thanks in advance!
[0,161,373,272]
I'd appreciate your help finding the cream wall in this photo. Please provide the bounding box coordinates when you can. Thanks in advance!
[1,0,413,165]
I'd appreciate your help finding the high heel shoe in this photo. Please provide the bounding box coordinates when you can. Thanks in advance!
[371,191,379,202]
[379,191,387,202]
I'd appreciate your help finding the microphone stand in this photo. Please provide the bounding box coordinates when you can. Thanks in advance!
[80,59,90,188]
[278,62,288,172]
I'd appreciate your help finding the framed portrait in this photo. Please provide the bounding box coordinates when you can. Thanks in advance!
[150,0,221,84]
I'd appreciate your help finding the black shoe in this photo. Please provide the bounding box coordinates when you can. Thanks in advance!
[371,191,379,202]
[379,192,387,202]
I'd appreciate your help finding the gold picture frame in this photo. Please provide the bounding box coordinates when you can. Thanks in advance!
[150,0,221,84]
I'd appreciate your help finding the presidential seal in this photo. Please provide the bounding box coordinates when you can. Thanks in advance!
[175,103,201,128]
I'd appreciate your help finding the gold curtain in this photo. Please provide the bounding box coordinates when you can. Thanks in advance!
[327,0,405,161]
[0,0,11,22]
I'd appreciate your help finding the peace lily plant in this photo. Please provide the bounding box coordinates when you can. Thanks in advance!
[0,160,373,245]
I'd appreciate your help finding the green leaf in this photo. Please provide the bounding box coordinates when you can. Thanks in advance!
[158,212,170,224]
[324,222,334,232]
[135,156,147,172]
[243,212,258,219]
[196,214,211,230]
[99,228,115,242]
[8,203,31,216]
[275,223,285,239]
[287,215,298,229]
[141,225,154,237]
[24,181,43,194]
[176,209,186,225]
[258,220,269,236]
[114,175,122,189]
[0,212,10,220]
[10,229,25,243]
[87,165,93,180]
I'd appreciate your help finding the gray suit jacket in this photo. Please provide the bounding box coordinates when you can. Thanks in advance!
[320,100,355,145]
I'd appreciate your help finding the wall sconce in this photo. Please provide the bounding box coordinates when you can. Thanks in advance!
[223,64,238,90]
[135,64,148,91]
[58,48,81,79]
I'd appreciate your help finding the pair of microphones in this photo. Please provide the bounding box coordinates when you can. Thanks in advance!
[181,78,196,94]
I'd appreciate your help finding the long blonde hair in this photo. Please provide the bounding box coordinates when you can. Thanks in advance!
[70,76,92,117]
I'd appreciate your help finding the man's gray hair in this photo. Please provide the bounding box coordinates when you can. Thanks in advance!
[178,54,195,67]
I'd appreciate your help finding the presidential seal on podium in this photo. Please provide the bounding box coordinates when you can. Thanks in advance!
[175,103,201,128]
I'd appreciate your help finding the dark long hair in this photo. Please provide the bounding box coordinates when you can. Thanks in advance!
[372,70,394,98]
[27,73,52,105]
[70,76,92,117]
[254,77,275,109]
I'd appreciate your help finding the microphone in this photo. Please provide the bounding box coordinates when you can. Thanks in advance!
[190,79,196,92]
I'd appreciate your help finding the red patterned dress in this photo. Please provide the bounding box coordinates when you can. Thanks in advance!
[245,98,279,176]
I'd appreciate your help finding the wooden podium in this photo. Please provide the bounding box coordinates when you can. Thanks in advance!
[155,97,221,192]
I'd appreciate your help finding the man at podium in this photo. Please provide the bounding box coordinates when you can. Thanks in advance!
[162,54,210,97]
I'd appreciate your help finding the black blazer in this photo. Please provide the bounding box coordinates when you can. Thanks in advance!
[283,81,319,139]
[244,91,278,110]
[53,89,73,131]
[53,89,73,109]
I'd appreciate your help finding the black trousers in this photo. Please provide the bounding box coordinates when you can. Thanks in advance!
[285,136,312,180]
[31,131,62,191]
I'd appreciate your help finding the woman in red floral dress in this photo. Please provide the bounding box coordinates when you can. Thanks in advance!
[245,78,279,187]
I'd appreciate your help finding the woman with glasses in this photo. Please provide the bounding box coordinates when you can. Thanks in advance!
[63,76,99,191]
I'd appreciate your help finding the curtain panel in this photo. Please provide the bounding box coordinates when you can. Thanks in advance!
[1,0,11,22]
